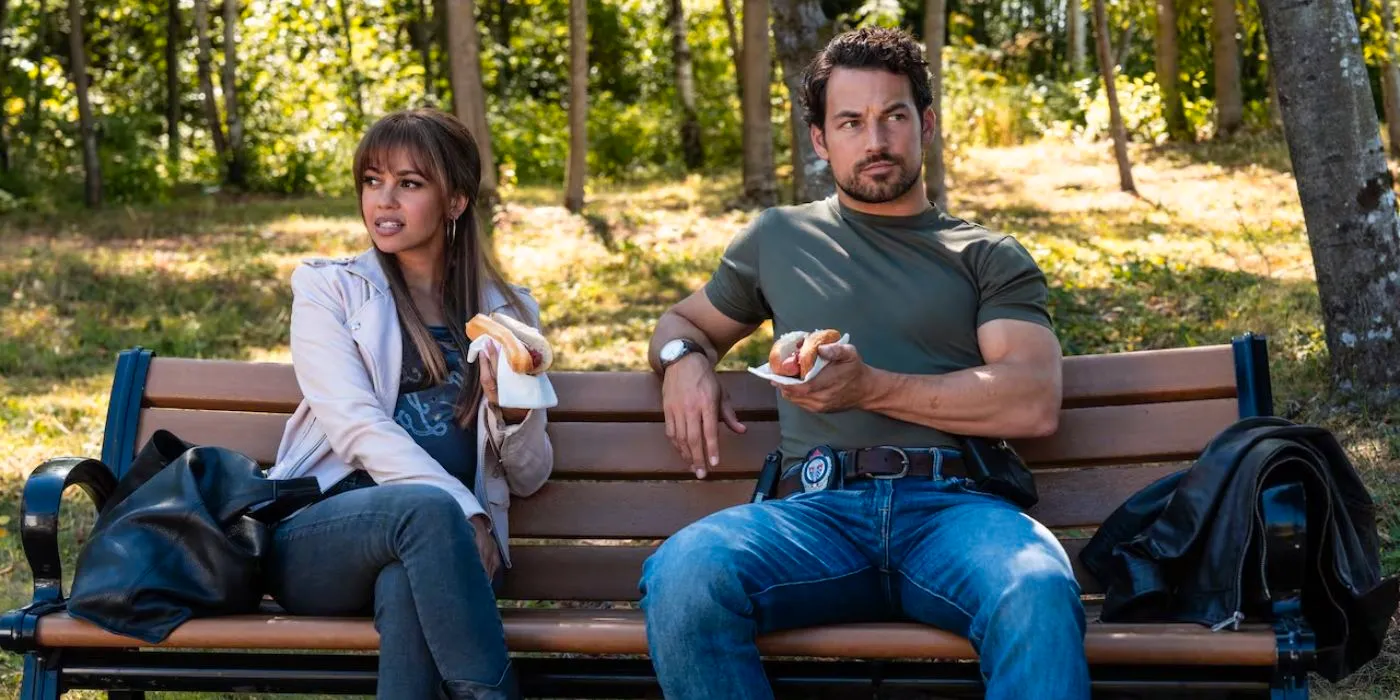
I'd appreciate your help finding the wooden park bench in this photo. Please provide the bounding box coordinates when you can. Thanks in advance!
[1,333,1316,698]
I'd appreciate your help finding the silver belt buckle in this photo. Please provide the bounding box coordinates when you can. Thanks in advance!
[867,446,910,479]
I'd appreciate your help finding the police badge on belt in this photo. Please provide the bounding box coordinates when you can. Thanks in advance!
[800,445,838,493]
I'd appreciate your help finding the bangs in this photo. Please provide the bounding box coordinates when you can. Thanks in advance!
[353,115,447,192]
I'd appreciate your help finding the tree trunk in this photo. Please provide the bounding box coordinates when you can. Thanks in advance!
[491,0,512,98]
[1258,0,1400,395]
[1115,16,1136,68]
[337,0,364,129]
[564,0,587,213]
[446,0,499,215]
[67,0,100,207]
[222,0,246,187]
[411,0,434,99]
[772,0,833,202]
[193,0,227,161]
[1212,0,1244,137]
[1155,0,1190,140]
[435,0,448,102]
[165,0,180,179]
[741,0,776,206]
[924,0,948,207]
[1092,0,1136,192]
[669,0,704,171]
[1379,0,1400,158]
[1068,0,1086,74]
[722,0,744,94]
[29,0,46,150]
[0,0,10,171]
[1266,57,1283,128]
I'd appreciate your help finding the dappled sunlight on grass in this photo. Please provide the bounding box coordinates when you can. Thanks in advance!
[952,141,1313,282]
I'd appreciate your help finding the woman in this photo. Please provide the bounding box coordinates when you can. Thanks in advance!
[263,108,552,700]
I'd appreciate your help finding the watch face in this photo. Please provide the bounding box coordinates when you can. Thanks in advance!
[660,339,688,363]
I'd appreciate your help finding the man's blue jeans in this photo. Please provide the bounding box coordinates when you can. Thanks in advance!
[640,476,1091,700]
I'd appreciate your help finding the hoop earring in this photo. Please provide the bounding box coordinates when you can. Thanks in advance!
[448,218,457,245]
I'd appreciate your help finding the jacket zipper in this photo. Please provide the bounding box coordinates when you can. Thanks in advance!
[1255,503,1272,603]
[1213,500,1258,632]
[1210,611,1245,632]
[1213,471,1281,632]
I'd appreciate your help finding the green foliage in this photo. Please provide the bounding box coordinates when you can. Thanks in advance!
[0,0,1387,206]
[1080,73,1170,143]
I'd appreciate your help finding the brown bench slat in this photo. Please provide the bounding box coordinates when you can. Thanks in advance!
[135,408,289,465]
[142,359,305,414]
[135,398,1231,474]
[546,399,1234,475]
[139,361,778,418]
[501,537,1103,601]
[1057,344,1236,409]
[1014,398,1237,466]
[34,610,1276,666]
[510,464,1180,538]
[139,345,1237,417]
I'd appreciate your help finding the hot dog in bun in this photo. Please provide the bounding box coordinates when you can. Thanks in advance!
[768,329,841,378]
[466,313,553,375]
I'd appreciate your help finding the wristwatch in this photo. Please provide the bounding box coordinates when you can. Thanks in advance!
[659,338,707,371]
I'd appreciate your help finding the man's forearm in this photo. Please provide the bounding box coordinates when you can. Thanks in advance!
[648,310,719,374]
[861,362,1061,439]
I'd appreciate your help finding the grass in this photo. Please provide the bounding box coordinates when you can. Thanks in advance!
[1,135,1397,698]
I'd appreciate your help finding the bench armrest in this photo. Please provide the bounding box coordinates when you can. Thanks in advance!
[0,458,116,654]
[19,457,117,603]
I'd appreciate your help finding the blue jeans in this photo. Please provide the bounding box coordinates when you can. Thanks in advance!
[264,483,513,699]
[640,476,1090,700]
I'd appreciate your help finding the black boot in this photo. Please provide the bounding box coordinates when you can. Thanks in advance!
[440,668,521,700]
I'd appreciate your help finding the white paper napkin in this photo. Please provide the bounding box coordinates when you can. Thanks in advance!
[466,336,559,409]
[746,333,851,385]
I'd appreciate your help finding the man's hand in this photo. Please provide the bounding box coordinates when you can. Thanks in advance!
[470,514,502,582]
[777,343,877,413]
[662,353,747,478]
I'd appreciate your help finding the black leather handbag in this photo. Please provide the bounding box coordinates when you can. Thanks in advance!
[66,430,321,643]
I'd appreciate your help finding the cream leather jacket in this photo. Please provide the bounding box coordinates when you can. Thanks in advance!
[264,249,553,567]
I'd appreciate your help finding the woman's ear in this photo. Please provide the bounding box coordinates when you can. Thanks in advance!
[449,194,469,221]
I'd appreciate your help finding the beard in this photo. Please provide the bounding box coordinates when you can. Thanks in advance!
[835,151,922,204]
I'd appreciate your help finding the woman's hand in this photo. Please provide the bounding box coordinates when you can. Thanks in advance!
[469,514,502,582]
[479,342,529,424]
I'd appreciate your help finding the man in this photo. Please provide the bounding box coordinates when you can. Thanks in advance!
[640,27,1089,700]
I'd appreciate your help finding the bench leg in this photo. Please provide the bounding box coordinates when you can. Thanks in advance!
[19,653,59,700]
[1269,675,1308,700]
[1262,481,1313,700]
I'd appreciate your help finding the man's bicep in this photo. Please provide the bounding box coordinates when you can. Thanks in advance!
[674,290,760,356]
[976,318,1062,368]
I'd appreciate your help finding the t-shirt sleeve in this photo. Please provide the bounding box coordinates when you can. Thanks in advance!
[703,212,772,324]
[976,236,1053,330]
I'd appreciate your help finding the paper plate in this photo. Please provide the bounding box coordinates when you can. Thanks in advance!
[746,333,851,386]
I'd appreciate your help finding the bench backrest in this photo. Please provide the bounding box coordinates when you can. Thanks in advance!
[101,335,1272,602]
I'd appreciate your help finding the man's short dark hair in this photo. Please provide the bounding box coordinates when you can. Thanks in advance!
[800,27,933,130]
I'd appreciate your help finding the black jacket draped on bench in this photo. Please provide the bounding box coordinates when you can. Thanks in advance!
[1081,416,1399,682]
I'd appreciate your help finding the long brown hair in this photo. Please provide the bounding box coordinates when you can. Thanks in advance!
[352,108,527,427]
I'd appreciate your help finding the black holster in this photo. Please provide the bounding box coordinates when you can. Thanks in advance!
[751,450,783,503]
[960,436,1039,509]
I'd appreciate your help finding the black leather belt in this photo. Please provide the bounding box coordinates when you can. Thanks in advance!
[776,446,966,498]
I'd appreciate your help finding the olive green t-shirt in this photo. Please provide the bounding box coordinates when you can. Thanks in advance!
[704,196,1052,465]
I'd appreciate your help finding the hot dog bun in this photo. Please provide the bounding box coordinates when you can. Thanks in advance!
[767,329,841,378]
[799,329,841,376]
[466,313,553,375]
